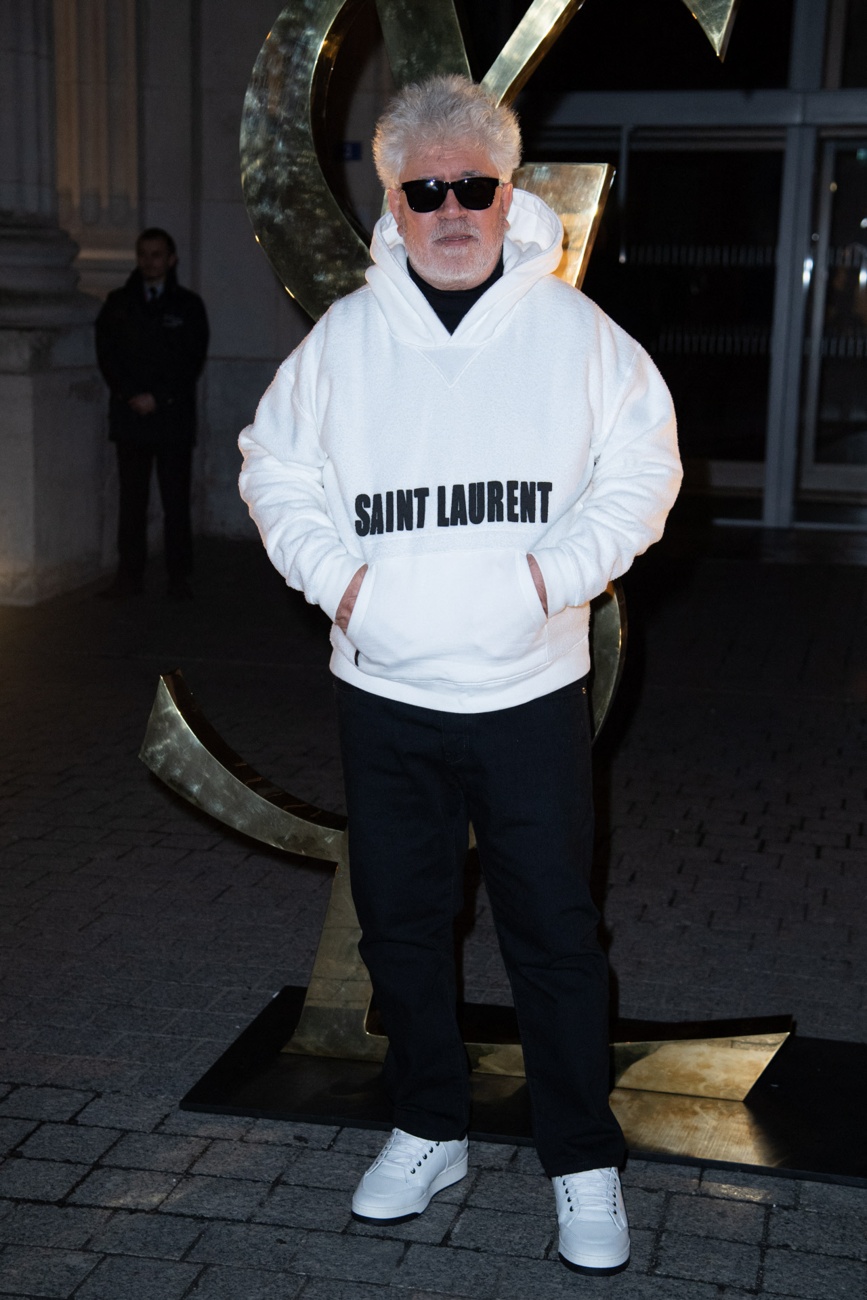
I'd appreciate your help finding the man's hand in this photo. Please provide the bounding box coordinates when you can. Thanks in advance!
[128,393,157,416]
[335,565,368,632]
[527,554,548,616]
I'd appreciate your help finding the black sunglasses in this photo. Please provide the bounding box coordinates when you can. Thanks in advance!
[400,176,500,213]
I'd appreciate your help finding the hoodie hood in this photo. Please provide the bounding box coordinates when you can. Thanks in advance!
[365,188,564,349]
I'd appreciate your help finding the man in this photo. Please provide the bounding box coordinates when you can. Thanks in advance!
[96,228,209,598]
[239,76,681,1276]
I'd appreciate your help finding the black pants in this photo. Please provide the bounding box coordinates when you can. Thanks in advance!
[334,677,625,1177]
[115,439,193,581]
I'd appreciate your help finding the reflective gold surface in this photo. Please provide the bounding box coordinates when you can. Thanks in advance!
[240,0,372,323]
[242,0,736,320]
[682,0,741,59]
[287,855,387,1062]
[515,163,613,292]
[611,1089,783,1167]
[374,0,469,84]
[613,1030,790,1102]
[588,579,626,736]
[480,0,586,107]
[241,0,600,320]
[138,673,346,863]
[367,1008,788,1101]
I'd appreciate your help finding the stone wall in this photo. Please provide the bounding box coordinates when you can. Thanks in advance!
[0,1,392,601]
[0,323,108,602]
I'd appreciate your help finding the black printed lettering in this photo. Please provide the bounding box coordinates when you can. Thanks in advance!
[357,480,551,533]
[450,484,468,526]
[354,494,371,537]
[468,482,485,524]
[396,489,414,531]
[487,480,504,522]
[507,480,519,522]
[538,481,552,523]
[437,485,449,527]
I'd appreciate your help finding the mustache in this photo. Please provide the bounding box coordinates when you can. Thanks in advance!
[431,221,480,241]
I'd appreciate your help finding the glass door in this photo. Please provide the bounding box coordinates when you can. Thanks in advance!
[799,139,867,501]
[581,142,784,511]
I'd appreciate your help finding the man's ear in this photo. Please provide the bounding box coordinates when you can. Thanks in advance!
[386,189,402,226]
[501,182,513,217]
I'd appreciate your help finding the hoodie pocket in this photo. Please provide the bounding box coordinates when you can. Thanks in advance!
[345,548,549,688]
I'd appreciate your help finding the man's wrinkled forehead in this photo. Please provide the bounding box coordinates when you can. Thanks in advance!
[399,139,497,182]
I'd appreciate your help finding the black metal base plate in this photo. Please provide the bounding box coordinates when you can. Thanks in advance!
[181,987,866,1186]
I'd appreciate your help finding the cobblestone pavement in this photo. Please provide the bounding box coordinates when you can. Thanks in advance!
[0,533,865,1299]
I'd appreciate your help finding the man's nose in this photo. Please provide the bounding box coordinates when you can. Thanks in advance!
[440,187,464,216]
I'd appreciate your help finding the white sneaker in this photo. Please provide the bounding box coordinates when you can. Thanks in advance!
[351,1127,468,1224]
[554,1166,630,1275]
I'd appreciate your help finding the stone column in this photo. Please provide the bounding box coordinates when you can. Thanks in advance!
[54,0,139,296]
[0,0,107,603]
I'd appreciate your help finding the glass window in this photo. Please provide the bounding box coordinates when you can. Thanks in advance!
[581,146,783,465]
[840,0,867,86]
[500,0,795,94]
[801,144,867,477]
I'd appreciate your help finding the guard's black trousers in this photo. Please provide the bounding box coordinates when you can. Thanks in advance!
[115,439,193,582]
[334,676,625,1177]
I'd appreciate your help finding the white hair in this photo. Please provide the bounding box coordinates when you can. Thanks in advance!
[373,75,522,189]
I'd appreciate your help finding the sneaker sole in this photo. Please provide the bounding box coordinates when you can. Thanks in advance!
[559,1250,630,1276]
[351,1155,468,1224]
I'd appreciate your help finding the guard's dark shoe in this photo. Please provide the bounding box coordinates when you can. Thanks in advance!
[555,1167,630,1275]
[351,1128,468,1224]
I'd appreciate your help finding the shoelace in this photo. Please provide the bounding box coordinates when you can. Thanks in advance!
[559,1169,620,1219]
[376,1129,441,1176]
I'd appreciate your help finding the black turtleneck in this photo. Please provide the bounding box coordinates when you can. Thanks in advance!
[408,254,504,334]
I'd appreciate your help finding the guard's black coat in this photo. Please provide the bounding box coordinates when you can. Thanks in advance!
[95,266,209,445]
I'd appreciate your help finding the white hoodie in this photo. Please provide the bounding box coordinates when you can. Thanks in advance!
[238,190,681,713]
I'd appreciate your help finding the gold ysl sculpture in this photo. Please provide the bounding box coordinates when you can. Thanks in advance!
[239,0,741,322]
[142,0,791,1165]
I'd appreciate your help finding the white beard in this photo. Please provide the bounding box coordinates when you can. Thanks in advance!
[404,212,507,290]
